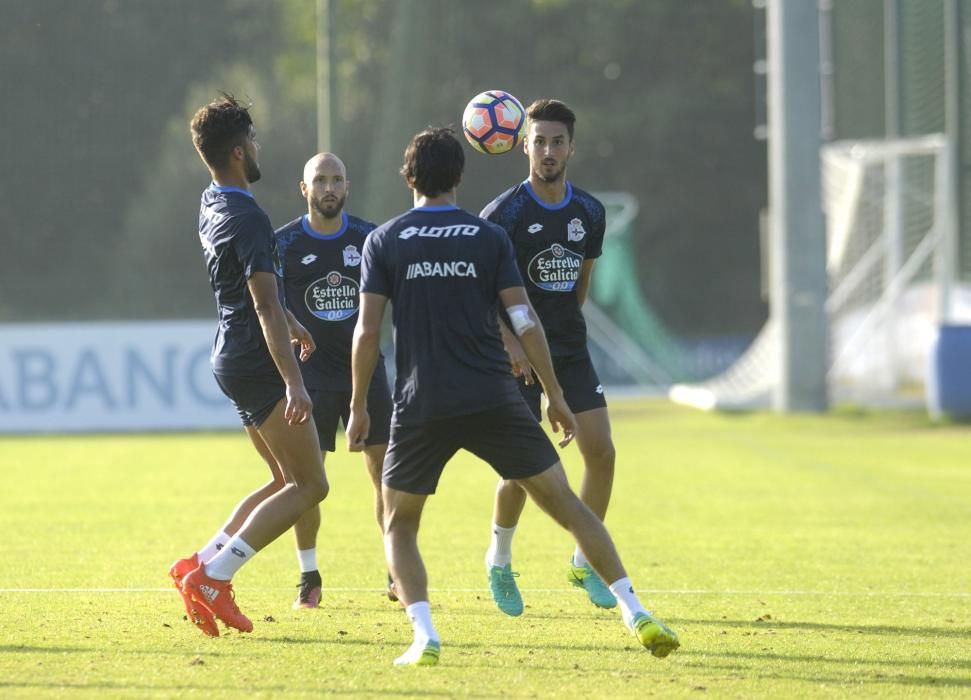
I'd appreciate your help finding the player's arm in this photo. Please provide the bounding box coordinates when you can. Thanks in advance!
[498,316,535,385]
[575,259,596,306]
[498,286,576,447]
[284,307,315,362]
[347,291,388,452]
[248,272,312,425]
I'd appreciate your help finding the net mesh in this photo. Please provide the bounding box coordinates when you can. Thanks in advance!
[671,135,958,410]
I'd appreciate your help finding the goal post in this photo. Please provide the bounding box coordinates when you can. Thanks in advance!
[671,134,961,410]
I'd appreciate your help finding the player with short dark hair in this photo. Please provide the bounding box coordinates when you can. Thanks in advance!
[480,98,622,614]
[346,126,678,666]
[169,94,329,637]
[274,152,396,607]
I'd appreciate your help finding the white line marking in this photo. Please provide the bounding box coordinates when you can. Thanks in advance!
[0,587,968,598]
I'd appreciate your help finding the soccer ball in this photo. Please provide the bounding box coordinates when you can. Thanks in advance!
[461,90,526,155]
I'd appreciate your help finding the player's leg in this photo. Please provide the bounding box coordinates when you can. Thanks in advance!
[363,442,399,600]
[486,479,527,616]
[171,374,291,636]
[560,356,617,608]
[292,489,323,609]
[291,390,340,608]
[380,421,454,666]
[228,399,328,549]
[484,384,541,614]
[363,444,386,530]
[517,462,679,658]
[567,407,617,607]
[382,484,440,665]
[361,370,397,600]
[572,407,615,520]
[183,398,327,631]
[382,485,427,607]
[170,427,287,589]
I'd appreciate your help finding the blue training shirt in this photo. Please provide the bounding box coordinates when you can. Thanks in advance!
[480,180,606,359]
[198,183,282,376]
[276,212,384,392]
[360,204,524,426]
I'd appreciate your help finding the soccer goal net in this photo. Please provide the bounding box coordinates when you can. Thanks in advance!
[670,134,962,410]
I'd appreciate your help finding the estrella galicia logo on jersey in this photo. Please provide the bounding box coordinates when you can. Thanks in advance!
[342,244,361,267]
[567,217,586,242]
[305,270,359,321]
[528,243,583,292]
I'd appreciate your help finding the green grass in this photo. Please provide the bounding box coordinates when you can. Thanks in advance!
[1,399,970,698]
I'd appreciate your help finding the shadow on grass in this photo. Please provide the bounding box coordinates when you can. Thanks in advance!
[679,617,971,639]
[0,645,94,654]
[674,660,971,691]
[682,648,971,671]
[0,681,471,697]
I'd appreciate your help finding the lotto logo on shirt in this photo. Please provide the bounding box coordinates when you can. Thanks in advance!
[528,243,582,292]
[305,271,359,321]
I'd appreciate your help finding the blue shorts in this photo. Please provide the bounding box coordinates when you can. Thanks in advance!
[311,364,393,452]
[520,351,606,420]
[213,370,286,428]
[383,401,560,495]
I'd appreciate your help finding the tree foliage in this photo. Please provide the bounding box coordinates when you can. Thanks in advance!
[1,0,766,335]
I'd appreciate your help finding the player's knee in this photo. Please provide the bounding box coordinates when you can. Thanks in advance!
[314,478,330,503]
[584,440,616,473]
[301,474,329,504]
[384,503,421,533]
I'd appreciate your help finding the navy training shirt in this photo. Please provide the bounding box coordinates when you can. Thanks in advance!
[276,212,383,392]
[360,205,524,426]
[480,180,606,359]
[198,183,282,376]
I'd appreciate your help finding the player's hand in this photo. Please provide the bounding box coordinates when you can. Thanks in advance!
[289,319,316,361]
[545,393,577,448]
[346,407,370,452]
[285,384,313,425]
[504,336,535,385]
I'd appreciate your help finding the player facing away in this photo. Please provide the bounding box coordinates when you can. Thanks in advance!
[274,152,396,607]
[346,127,679,665]
[480,99,619,614]
[169,94,330,637]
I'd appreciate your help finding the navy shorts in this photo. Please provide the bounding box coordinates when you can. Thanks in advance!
[520,351,607,420]
[383,401,560,495]
[311,364,393,452]
[213,370,286,428]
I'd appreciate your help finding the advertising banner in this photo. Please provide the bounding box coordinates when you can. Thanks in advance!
[0,322,239,433]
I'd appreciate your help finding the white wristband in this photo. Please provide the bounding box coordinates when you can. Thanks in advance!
[507,304,535,336]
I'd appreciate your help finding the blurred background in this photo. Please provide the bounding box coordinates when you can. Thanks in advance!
[1,0,969,430]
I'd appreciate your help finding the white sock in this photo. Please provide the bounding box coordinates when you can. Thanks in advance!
[197,531,230,563]
[204,535,257,581]
[486,524,517,568]
[572,547,589,569]
[405,601,439,644]
[608,577,648,626]
[297,548,318,573]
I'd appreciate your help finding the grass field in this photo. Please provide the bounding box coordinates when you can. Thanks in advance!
[1,398,970,698]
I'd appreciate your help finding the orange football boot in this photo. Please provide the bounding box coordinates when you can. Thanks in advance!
[169,554,219,637]
[182,565,253,633]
